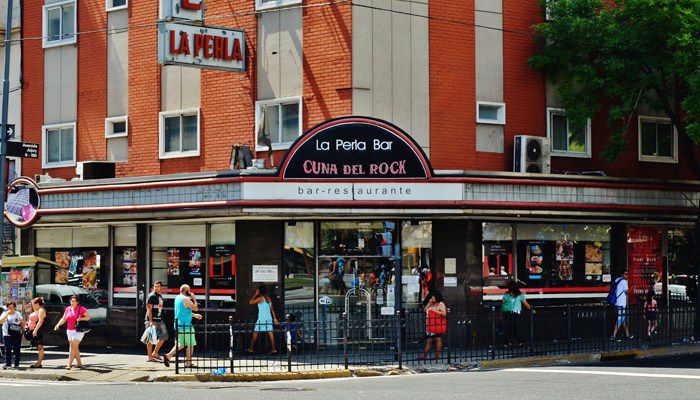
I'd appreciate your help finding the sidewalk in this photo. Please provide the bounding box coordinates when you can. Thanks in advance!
[1,344,698,383]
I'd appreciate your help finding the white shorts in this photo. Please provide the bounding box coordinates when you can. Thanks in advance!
[66,329,85,342]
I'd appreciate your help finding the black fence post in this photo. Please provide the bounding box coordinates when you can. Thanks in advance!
[566,304,572,354]
[343,311,349,369]
[175,318,179,375]
[490,306,496,360]
[446,307,451,364]
[529,308,535,357]
[286,315,292,372]
[396,310,403,370]
[602,306,607,352]
[229,316,234,374]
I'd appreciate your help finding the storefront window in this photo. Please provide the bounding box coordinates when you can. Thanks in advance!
[113,226,137,307]
[666,227,696,303]
[516,224,611,288]
[482,223,514,287]
[401,221,432,307]
[35,227,110,327]
[284,222,315,320]
[209,223,236,310]
[151,224,206,306]
[318,222,397,319]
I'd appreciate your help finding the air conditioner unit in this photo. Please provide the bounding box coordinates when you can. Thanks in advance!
[514,135,551,174]
[76,161,116,180]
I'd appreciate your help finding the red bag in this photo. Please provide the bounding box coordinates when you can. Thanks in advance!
[426,309,447,335]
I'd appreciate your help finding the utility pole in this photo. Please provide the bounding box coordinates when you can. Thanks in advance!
[0,0,14,266]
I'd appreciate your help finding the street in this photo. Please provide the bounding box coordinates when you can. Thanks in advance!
[1,354,698,400]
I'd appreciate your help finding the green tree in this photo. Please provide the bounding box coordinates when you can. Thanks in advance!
[529,0,700,316]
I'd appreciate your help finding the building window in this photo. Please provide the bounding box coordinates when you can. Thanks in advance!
[106,0,128,12]
[255,97,302,151]
[42,122,76,168]
[546,108,591,158]
[159,109,200,159]
[255,0,302,11]
[105,116,128,138]
[638,116,677,163]
[42,1,76,48]
[476,101,506,125]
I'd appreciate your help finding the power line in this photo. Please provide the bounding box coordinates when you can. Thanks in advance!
[5,0,535,44]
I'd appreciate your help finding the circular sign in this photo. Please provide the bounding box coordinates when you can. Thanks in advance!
[4,177,40,228]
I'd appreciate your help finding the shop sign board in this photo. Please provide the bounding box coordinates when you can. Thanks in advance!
[278,117,433,179]
[252,265,278,282]
[161,0,204,21]
[158,22,246,72]
[241,182,463,202]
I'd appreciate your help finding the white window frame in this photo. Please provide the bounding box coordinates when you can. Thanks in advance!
[476,101,506,125]
[158,108,201,159]
[42,0,77,49]
[42,122,77,169]
[546,107,592,158]
[255,96,303,152]
[637,116,678,164]
[105,116,128,138]
[106,0,128,12]
[255,0,302,11]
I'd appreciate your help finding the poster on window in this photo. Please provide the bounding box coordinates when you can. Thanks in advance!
[167,249,180,276]
[210,244,236,291]
[54,251,71,283]
[555,241,574,281]
[525,241,546,280]
[81,251,99,289]
[584,242,604,281]
[627,226,662,304]
[483,242,513,286]
[122,249,137,286]
[189,248,202,276]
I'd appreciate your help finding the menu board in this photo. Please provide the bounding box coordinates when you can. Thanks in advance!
[627,226,662,303]
[189,249,202,276]
[167,249,180,276]
[210,244,236,292]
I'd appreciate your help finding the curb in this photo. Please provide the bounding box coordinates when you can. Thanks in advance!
[479,344,700,369]
[153,369,353,382]
[0,371,77,381]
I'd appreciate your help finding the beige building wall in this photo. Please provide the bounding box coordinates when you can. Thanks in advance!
[475,0,504,153]
[351,0,430,155]
[44,45,77,125]
[257,8,303,100]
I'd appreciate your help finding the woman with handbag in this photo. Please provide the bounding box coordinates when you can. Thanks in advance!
[501,280,534,348]
[0,301,25,369]
[54,295,90,370]
[418,291,447,361]
[27,297,47,368]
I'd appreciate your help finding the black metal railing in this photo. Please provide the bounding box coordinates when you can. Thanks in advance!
[172,304,697,373]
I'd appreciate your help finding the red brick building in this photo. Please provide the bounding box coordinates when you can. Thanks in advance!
[9,1,698,344]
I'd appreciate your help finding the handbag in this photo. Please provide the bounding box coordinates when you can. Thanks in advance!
[8,322,22,335]
[24,328,33,341]
[76,320,91,333]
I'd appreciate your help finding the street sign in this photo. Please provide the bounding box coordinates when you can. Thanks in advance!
[6,141,38,158]
[5,124,14,139]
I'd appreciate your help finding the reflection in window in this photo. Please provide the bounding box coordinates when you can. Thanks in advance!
[666,228,696,303]
[284,222,315,321]
[401,221,432,307]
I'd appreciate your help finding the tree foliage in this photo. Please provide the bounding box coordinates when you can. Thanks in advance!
[529,0,700,176]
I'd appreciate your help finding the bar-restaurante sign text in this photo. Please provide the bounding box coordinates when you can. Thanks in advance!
[158,22,246,72]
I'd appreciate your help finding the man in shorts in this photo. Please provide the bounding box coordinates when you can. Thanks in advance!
[611,270,633,340]
[146,281,168,362]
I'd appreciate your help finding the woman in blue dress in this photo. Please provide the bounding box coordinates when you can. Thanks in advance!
[246,285,278,354]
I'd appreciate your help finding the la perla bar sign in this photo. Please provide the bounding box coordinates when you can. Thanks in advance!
[158,0,247,72]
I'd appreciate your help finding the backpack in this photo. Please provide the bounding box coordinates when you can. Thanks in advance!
[606,277,622,306]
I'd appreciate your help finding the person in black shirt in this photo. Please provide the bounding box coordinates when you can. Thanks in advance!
[145,281,168,362]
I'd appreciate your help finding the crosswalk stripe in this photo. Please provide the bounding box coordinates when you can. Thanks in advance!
[503,368,700,380]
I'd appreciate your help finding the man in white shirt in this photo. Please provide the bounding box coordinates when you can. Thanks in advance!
[612,270,632,340]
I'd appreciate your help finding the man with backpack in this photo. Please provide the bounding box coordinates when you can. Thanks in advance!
[610,270,632,340]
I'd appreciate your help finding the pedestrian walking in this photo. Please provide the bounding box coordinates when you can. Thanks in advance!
[643,288,658,338]
[418,291,447,361]
[501,281,534,348]
[53,295,91,370]
[0,301,25,369]
[246,285,278,355]
[163,284,202,368]
[611,270,632,340]
[27,297,47,368]
[145,281,168,362]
